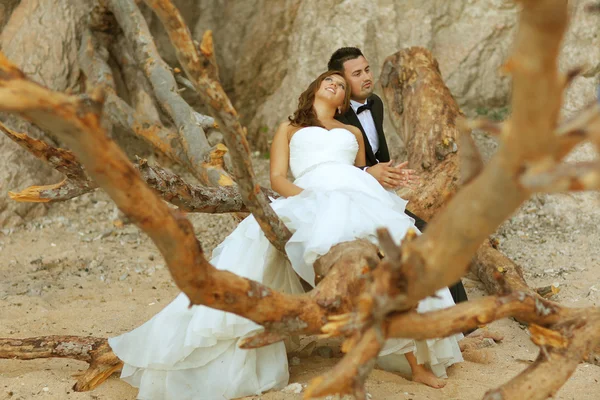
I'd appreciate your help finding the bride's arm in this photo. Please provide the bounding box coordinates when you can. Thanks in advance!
[348,126,367,166]
[270,122,304,197]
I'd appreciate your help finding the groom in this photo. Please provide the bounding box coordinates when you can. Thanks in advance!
[328,47,469,304]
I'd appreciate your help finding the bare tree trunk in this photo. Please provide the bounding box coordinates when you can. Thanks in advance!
[380,47,535,296]
[381,47,462,221]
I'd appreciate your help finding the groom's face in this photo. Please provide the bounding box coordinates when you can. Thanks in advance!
[342,56,373,102]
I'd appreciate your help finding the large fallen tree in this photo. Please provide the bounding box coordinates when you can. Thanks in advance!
[1,0,599,399]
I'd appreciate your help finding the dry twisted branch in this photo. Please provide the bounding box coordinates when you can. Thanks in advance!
[142,0,292,254]
[0,121,97,202]
[305,325,384,400]
[0,336,121,391]
[106,0,232,187]
[483,310,600,400]
[385,292,576,340]
[136,158,280,213]
[78,29,190,168]
[107,34,163,124]
[1,119,267,212]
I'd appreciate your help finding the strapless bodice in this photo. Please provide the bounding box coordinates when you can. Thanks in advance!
[289,126,358,179]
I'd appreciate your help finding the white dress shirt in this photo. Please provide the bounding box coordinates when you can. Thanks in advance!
[350,98,379,156]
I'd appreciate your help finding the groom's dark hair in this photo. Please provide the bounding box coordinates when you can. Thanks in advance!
[328,47,364,72]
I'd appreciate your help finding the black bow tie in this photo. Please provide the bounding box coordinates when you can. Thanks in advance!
[356,98,374,115]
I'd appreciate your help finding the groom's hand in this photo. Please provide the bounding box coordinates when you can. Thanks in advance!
[367,161,418,189]
[392,161,419,188]
[366,161,403,188]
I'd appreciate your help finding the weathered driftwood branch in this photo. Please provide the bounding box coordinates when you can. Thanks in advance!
[0,121,98,202]
[305,325,384,400]
[2,116,276,212]
[554,101,600,157]
[0,336,122,391]
[518,104,600,192]
[380,46,537,299]
[380,47,461,220]
[303,0,598,396]
[108,34,162,123]
[174,74,221,132]
[457,102,600,162]
[80,28,233,188]
[521,160,600,192]
[535,284,560,299]
[306,230,418,397]
[8,179,95,203]
[0,121,88,182]
[483,310,600,400]
[106,0,232,187]
[196,30,221,82]
[365,1,600,396]
[137,158,279,213]
[377,44,595,302]
[79,29,186,165]
[108,35,217,149]
[464,106,600,295]
[473,239,536,296]
[385,292,575,340]
[142,0,292,254]
[240,239,380,349]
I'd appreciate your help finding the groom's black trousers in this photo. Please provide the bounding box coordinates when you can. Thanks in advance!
[404,210,469,304]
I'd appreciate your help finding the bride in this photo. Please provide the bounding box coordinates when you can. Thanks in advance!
[108,70,463,399]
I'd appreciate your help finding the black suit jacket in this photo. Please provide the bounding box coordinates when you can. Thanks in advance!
[335,94,390,167]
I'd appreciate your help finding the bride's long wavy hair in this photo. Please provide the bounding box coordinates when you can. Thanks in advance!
[288,70,351,128]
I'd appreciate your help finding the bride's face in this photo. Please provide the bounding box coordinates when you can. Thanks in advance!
[316,74,347,108]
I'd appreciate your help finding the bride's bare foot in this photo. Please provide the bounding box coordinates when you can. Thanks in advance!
[405,352,447,389]
[411,364,447,389]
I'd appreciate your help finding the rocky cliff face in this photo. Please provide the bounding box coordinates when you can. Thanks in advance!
[153,0,597,150]
[0,0,19,32]
[240,0,519,147]
[561,2,600,117]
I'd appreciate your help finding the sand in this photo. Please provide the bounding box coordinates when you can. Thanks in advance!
[1,147,599,400]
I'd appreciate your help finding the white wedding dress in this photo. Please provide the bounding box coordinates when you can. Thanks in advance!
[109,127,463,400]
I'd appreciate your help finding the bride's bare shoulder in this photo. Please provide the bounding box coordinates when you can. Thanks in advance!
[274,121,298,143]
[274,121,291,135]
[277,121,292,130]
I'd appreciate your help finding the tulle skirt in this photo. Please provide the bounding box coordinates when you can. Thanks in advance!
[109,163,463,399]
